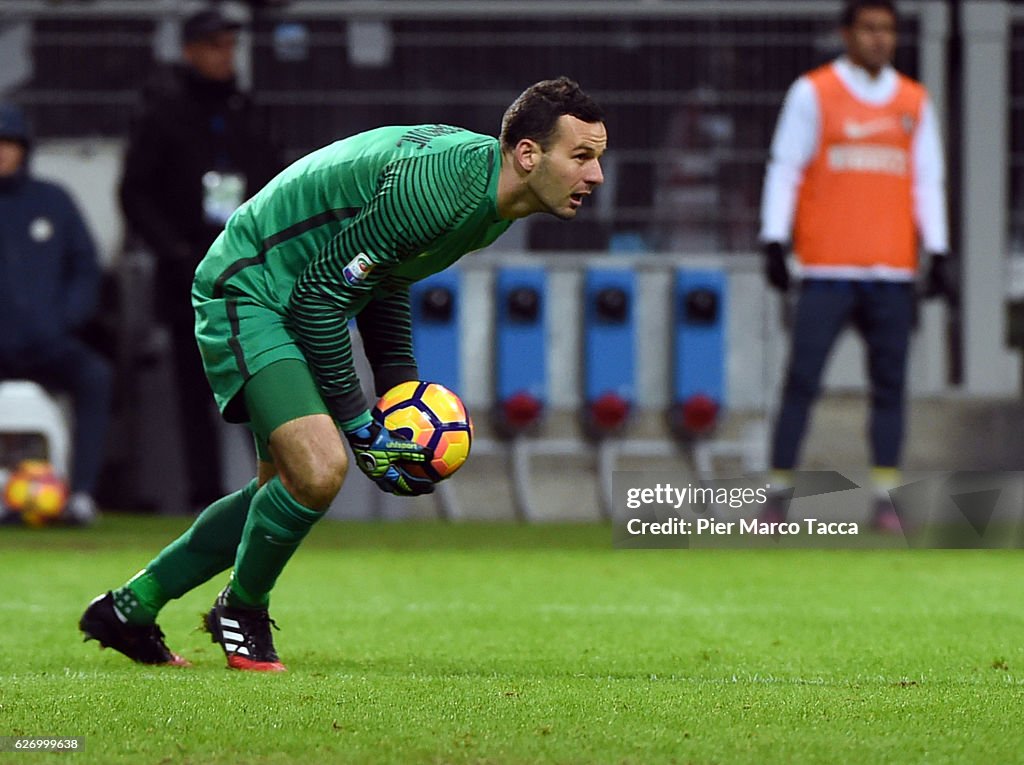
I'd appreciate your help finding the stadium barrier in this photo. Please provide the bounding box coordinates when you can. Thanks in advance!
[93,245,952,520]
[400,256,763,522]
[409,270,461,395]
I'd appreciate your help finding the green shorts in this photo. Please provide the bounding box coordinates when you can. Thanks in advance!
[195,294,329,447]
[243,358,331,462]
[193,288,311,424]
[193,289,331,460]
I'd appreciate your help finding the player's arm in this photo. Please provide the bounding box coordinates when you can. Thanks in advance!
[911,97,954,301]
[289,151,488,495]
[288,157,469,431]
[760,76,819,291]
[355,289,419,397]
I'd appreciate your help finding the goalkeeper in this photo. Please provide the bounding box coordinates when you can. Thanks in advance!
[80,77,606,671]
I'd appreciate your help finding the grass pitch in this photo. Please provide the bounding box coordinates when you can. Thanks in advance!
[1,516,1022,764]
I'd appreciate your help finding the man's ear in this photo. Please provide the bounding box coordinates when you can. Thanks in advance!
[514,139,541,173]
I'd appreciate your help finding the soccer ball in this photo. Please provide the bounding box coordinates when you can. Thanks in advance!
[3,459,69,527]
[372,381,473,482]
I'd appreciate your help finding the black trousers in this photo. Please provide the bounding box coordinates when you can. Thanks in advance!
[166,313,226,508]
[771,279,915,471]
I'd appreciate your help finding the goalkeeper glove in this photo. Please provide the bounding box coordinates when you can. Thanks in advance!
[922,252,956,304]
[344,421,435,496]
[763,241,791,292]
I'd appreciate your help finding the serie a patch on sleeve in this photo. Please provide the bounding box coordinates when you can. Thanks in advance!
[343,252,376,286]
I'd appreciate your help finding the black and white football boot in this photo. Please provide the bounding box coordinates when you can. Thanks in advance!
[203,587,286,672]
[79,592,190,666]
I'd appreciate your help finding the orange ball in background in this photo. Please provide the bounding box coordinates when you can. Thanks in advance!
[3,459,69,527]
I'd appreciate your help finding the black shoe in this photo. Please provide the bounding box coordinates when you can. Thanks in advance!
[870,498,903,535]
[203,588,286,672]
[758,487,794,525]
[79,592,189,666]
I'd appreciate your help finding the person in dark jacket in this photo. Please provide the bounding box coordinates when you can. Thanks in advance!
[120,8,283,512]
[0,102,111,525]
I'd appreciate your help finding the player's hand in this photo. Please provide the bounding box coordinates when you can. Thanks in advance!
[763,241,790,292]
[922,252,956,304]
[344,422,435,496]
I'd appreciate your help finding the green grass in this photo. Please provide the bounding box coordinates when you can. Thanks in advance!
[1,516,1022,764]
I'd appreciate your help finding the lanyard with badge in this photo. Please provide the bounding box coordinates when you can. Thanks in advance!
[202,113,246,226]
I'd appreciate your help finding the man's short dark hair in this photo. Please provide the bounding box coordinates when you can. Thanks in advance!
[500,77,604,152]
[841,0,899,28]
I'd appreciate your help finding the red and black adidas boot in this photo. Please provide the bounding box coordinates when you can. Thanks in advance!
[204,588,287,672]
[79,592,190,666]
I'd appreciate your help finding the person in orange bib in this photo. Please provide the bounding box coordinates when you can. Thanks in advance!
[759,0,954,532]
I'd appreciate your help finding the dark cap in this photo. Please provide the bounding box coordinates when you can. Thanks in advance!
[183,9,242,44]
[0,102,30,147]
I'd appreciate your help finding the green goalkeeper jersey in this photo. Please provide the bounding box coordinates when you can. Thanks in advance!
[194,124,512,427]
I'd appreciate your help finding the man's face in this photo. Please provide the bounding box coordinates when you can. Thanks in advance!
[843,7,898,74]
[184,31,238,83]
[0,139,26,177]
[526,115,607,220]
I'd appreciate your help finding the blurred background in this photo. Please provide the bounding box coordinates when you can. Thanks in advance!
[1,0,1023,522]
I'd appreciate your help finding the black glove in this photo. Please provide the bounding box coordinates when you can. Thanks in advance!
[763,241,790,292]
[922,252,956,303]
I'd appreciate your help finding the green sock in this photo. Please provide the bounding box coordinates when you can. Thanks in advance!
[113,480,260,624]
[113,570,168,625]
[228,477,323,609]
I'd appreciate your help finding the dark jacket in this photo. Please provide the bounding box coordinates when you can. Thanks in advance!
[119,65,283,320]
[0,162,101,361]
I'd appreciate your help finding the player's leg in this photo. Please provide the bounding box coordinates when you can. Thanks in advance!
[104,443,268,626]
[120,478,261,617]
[858,282,914,530]
[205,359,345,670]
[771,280,856,471]
[225,430,345,608]
[129,428,282,619]
[81,360,333,667]
[765,280,855,519]
[80,293,302,664]
[79,471,261,665]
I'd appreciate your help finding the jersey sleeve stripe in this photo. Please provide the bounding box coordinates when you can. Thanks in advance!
[225,298,250,378]
[212,207,359,298]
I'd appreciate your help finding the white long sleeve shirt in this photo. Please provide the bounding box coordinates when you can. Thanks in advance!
[760,57,949,270]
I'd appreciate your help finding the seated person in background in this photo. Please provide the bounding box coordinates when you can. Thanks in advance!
[0,102,112,525]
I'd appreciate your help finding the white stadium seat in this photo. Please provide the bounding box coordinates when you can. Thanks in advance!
[0,380,71,479]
